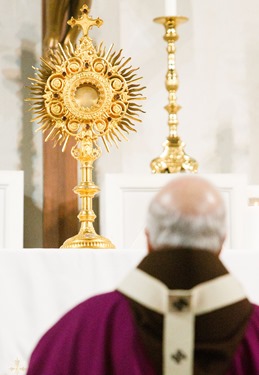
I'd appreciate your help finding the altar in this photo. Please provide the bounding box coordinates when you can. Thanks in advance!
[0,247,258,373]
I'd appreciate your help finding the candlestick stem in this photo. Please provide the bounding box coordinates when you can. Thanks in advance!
[61,137,115,249]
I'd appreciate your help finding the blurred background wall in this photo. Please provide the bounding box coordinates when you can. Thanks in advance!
[1,0,258,247]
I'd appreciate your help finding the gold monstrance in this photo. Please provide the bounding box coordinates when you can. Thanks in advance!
[150,16,198,173]
[27,5,145,248]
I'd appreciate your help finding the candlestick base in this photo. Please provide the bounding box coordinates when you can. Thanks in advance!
[150,136,198,174]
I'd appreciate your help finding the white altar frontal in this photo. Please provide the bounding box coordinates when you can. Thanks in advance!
[0,248,259,374]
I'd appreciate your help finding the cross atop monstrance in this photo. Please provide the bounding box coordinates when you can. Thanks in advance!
[67,5,103,36]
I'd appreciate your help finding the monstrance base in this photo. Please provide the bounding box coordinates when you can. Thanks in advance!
[61,232,115,249]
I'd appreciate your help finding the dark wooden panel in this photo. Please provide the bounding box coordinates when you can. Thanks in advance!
[43,138,78,248]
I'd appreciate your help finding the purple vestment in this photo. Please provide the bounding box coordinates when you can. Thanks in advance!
[226,304,259,375]
[27,291,259,375]
[27,291,157,375]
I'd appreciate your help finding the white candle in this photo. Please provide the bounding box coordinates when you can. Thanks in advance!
[165,0,177,16]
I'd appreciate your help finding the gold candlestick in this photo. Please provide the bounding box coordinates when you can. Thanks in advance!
[27,5,145,248]
[150,16,198,174]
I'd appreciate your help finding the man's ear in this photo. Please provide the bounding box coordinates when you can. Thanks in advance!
[145,228,152,253]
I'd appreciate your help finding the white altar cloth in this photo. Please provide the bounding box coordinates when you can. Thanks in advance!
[0,248,258,374]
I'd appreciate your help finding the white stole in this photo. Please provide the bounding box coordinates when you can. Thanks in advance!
[118,268,246,375]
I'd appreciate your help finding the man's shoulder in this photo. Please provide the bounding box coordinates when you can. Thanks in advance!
[59,290,126,323]
[33,291,128,350]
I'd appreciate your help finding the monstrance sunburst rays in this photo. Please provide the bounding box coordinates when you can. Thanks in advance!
[26,4,146,249]
[27,9,145,153]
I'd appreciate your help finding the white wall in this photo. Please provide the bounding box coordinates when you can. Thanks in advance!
[0,1,42,247]
[1,1,259,247]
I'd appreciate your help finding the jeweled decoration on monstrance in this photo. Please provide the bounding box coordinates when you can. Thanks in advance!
[27,5,145,249]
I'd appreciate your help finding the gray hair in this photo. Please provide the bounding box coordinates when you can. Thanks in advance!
[146,199,226,253]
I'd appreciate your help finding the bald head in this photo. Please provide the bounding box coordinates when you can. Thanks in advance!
[146,175,226,253]
[155,175,224,217]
